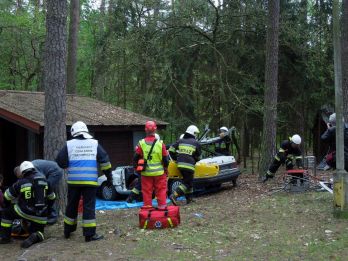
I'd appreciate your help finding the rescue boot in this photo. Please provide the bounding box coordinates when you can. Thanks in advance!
[169,191,179,206]
[85,233,104,242]
[21,232,43,248]
[262,171,274,183]
[262,175,273,183]
[64,231,71,239]
[126,192,137,203]
[185,194,195,204]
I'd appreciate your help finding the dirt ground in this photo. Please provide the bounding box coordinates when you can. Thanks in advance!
[1,171,348,261]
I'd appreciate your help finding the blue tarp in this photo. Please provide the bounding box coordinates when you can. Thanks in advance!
[96,198,175,210]
[95,188,214,210]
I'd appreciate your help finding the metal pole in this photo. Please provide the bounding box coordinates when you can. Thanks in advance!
[333,0,348,217]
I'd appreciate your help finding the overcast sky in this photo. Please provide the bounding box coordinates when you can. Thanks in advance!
[90,0,221,9]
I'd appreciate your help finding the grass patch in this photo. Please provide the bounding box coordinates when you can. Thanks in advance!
[2,176,348,260]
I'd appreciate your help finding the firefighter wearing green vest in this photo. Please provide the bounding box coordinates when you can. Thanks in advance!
[134,121,169,209]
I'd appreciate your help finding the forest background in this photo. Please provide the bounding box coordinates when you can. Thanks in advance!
[0,0,342,163]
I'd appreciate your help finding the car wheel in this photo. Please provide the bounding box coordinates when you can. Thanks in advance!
[100,182,118,201]
[168,179,183,195]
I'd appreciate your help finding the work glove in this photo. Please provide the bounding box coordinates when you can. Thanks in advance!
[104,169,113,186]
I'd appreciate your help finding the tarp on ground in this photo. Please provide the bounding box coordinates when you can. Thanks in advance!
[95,198,173,210]
[95,188,213,210]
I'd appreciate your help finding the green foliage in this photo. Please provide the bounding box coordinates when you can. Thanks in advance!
[0,0,336,146]
[0,1,45,91]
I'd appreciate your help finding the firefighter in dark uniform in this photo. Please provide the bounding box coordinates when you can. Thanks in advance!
[321,113,348,171]
[56,121,113,242]
[0,161,55,248]
[169,125,201,205]
[263,134,303,182]
[126,173,142,203]
[215,126,232,156]
[14,159,63,224]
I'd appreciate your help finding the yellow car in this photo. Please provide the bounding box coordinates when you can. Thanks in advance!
[167,155,240,194]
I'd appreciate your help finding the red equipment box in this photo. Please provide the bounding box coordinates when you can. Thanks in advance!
[139,206,180,229]
[286,169,308,176]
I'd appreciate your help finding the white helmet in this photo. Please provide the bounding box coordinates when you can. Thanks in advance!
[291,134,301,145]
[185,125,200,138]
[179,134,184,139]
[219,126,228,132]
[71,121,92,139]
[20,161,35,174]
[154,133,160,140]
[329,113,336,126]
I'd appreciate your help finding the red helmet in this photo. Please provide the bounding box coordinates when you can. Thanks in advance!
[145,121,157,132]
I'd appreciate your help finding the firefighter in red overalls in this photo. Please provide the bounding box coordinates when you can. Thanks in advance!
[134,121,169,209]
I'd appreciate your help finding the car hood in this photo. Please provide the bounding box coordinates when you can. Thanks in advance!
[198,156,235,165]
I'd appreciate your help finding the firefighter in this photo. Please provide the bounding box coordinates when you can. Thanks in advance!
[169,125,201,205]
[126,134,163,203]
[134,121,169,209]
[321,113,348,171]
[0,161,55,248]
[262,134,303,182]
[215,126,232,156]
[321,113,336,169]
[14,159,63,224]
[56,121,113,242]
[126,174,142,203]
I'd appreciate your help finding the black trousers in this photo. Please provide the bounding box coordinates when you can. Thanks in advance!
[177,168,194,196]
[131,173,142,195]
[64,186,97,237]
[0,206,44,239]
[268,152,295,174]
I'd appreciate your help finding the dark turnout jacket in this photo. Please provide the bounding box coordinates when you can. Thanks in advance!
[321,124,348,164]
[169,134,201,172]
[3,171,55,223]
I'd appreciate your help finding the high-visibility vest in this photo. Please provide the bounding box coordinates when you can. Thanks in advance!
[139,139,164,176]
[67,139,99,186]
[177,142,197,171]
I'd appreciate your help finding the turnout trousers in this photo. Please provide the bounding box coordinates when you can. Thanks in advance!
[177,168,194,199]
[0,205,45,240]
[141,174,167,209]
[64,186,97,237]
[268,153,295,175]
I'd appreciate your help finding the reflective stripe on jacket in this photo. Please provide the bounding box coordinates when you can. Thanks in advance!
[170,137,201,172]
[139,139,164,176]
[67,139,99,186]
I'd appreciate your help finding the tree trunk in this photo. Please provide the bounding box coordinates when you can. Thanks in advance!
[66,0,80,94]
[100,0,105,15]
[43,0,68,211]
[17,0,23,10]
[258,0,280,177]
[342,0,348,120]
